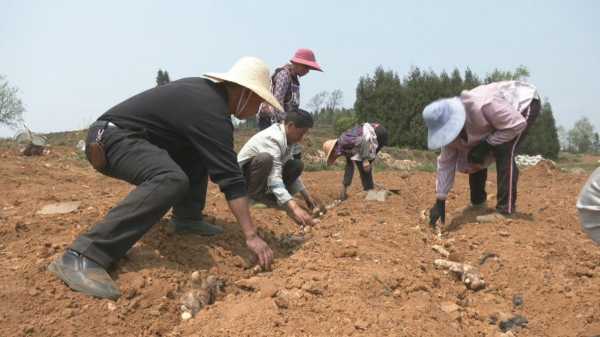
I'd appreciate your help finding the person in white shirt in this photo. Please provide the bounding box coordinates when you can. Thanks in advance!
[238,109,319,228]
[577,167,600,244]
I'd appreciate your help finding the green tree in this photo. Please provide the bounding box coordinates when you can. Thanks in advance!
[567,117,595,153]
[0,75,25,128]
[484,65,530,83]
[156,69,171,86]
[463,67,481,90]
[519,100,560,159]
[593,132,600,153]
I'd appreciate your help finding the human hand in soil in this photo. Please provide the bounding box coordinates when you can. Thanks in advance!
[429,199,446,228]
[287,200,318,227]
[362,160,371,172]
[246,234,273,270]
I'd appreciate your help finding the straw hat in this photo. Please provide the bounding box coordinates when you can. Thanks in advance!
[322,139,339,166]
[203,56,283,112]
[422,97,466,150]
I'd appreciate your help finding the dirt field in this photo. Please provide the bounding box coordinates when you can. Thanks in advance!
[1,145,599,337]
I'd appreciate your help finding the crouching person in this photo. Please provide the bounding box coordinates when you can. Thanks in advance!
[322,123,388,200]
[238,109,319,228]
[48,57,282,300]
[424,81,541,228]
[577,168,600,245]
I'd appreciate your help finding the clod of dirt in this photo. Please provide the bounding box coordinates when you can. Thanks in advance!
[333,246,358,258]
[499,314,528,332]
[235,276,261,291]
[479,252,498,265]
[273,291,289,309]
[440,301,460,314]
[434,259,485,291]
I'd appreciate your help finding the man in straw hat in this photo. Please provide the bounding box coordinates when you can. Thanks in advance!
[323,122,388,200]
[577,168,600,245]
[238,109,320,228]
[423,81,541,229]
[48,57,283,300]
[257,48,323,130]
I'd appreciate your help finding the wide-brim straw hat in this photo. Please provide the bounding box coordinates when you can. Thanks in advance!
[422,97,466,150]
[203,56,284,113]
[322,139,339,166]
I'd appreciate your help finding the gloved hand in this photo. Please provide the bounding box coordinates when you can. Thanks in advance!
[468,140,492,164]
[429,199,446,229]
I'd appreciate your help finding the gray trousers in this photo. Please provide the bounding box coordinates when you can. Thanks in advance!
[242,152,303,203]
[70,121,207,268]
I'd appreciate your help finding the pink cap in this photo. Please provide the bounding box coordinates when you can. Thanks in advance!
[290,48,323,72]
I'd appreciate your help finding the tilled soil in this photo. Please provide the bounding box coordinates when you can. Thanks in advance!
[0,147,599,337]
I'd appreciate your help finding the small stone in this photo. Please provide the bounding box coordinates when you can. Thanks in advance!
[499,231,510,237]
[432,245,450,257]
[28,289,39,297]
[107,302,117,311]
[499,314,528,332]
[365,190,387,202]
[181,311,192,320]
[512,294,524,307]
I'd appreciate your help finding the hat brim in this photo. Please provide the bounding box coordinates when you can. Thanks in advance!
[203,73,284,112]
[290,58,323,72]
[325,139,339,166]
[427,104,466,150]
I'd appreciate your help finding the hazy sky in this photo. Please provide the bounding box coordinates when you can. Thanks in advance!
[1,0,599,138]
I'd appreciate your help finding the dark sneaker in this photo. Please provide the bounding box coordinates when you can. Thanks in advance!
[48,250,120,300]
[169,218,224,236]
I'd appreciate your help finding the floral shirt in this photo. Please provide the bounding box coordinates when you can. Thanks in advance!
[335,123,380,161]
[258,64,300,123]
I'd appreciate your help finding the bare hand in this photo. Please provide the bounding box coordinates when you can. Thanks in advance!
[287,200,318,227]
[245,235,273,270]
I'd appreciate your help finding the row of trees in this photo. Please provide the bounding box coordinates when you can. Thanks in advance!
[558,117,600,153]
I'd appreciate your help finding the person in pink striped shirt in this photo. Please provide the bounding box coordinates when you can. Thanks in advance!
[423,81,541,228]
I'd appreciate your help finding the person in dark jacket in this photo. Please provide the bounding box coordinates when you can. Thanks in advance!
[48,57,283,300]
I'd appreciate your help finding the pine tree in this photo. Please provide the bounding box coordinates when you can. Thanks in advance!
[156,69,171,86]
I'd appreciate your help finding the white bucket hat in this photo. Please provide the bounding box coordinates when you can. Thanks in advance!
[203,56,283,113]
[422,97,466,150]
